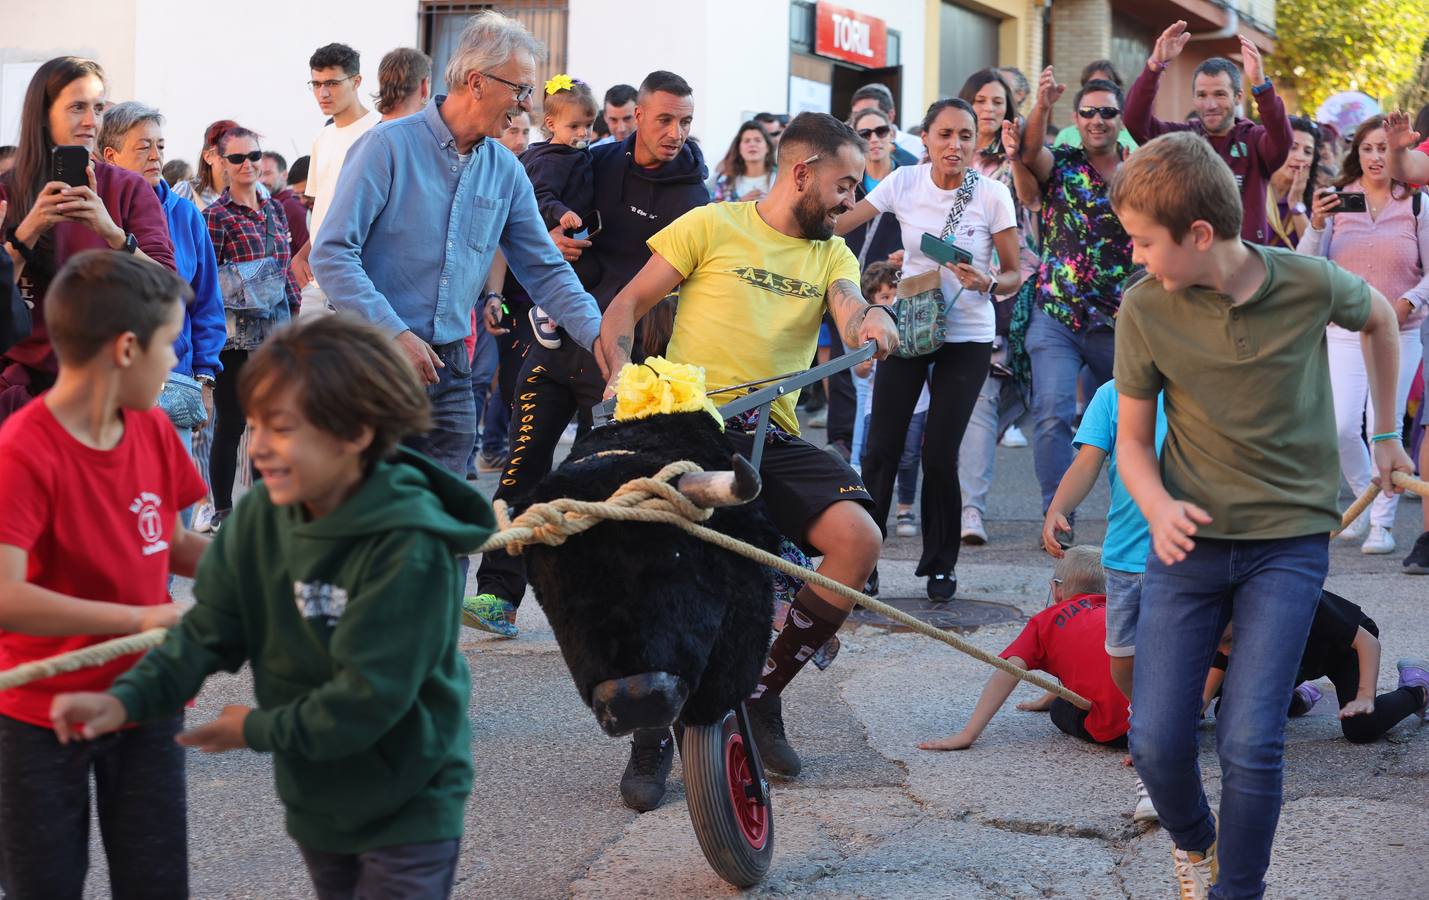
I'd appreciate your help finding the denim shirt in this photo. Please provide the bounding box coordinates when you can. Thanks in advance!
[311,96,602,349]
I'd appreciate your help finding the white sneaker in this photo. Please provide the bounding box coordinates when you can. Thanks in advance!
[1133,777,1158,823]
[999,425,1028,448]
[1339,514,1369,541]
[895,511,918,537]
[1362,525,1396,555]
[960,507,988,545]
[1171,814,1219,900]
[191,502,215,534]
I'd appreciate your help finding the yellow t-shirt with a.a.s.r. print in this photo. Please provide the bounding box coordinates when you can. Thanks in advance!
[646,201,861,436]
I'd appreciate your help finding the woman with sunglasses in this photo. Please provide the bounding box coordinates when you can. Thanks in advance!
[201,127,300,531]
[711,120,775,201]
[837,98,1023,601]
[0,56,176,424]
[173,119,240,210]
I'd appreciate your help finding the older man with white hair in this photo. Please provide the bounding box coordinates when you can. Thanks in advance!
[312,10,604,482]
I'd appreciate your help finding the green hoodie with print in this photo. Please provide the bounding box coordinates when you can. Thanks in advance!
[110,447,495,854]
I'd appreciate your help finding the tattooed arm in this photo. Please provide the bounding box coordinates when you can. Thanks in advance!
[598,252,688,396]
[826,277,900,360]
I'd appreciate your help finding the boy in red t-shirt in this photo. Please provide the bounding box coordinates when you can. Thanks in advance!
[919,546,1130,751]
[0,251,208,898]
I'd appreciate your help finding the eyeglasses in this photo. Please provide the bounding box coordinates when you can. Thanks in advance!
[857,125,893,140]
[223,151,263,164]
[766,129,784,139]
[307,76,353,92]
[481,71,536,104]
[1077,106,1121,121]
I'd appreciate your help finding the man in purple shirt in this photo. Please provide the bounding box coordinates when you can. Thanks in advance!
[1123,20,1292,245]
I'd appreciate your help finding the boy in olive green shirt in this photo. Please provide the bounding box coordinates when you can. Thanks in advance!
[1108,133,1412,900]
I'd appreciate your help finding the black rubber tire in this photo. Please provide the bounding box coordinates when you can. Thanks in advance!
[680,711,774,887]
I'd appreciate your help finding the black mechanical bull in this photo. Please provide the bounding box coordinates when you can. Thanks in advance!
[524,410,782,734]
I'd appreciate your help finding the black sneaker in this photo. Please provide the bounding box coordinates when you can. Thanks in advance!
[927,571,957,602]
[747,693,802,777]
[619,728,674,812]
[1403,532,1429,575]
[863,567,879,598]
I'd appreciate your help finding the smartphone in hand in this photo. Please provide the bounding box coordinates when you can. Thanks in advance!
[920,232,973,267]
[1330,190,1367,214]
[50,146,89,188]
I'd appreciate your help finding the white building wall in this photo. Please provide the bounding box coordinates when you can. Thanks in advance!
[0,0,415,166]
[2,0,934,168]
[569,0,930,159]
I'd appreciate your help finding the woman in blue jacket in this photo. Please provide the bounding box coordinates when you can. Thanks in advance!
[98,102,225,498]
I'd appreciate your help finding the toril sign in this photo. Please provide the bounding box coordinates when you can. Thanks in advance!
[814,2,888,69]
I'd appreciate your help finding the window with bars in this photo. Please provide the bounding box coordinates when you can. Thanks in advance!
[419,1,568,96]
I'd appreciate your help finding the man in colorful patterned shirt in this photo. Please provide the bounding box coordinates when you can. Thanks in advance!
[1013,66,1133,515]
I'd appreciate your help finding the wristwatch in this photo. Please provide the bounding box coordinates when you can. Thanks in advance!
[1291,203,1307,216]
[120,232,139,254]
[1251,78,1274,96]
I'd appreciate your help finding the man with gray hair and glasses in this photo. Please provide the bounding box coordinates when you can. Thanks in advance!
[313,11,604,492]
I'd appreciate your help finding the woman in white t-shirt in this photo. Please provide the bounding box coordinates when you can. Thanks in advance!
[836,97,1021,601]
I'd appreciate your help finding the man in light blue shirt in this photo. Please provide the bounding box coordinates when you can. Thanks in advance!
[311,11,603,477]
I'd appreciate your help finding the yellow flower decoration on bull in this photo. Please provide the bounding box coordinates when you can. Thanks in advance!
[613,356,724,430]
[545,73,576,95]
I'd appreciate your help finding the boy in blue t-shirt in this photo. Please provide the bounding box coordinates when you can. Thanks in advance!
[1042,379,1165,822]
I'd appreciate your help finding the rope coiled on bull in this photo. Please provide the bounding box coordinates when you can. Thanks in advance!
[13,463,1423,707]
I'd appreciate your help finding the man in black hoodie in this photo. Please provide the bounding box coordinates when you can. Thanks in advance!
[468,73,707,613]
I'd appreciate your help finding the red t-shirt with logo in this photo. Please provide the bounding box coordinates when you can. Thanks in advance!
[0,398,206,727]
[1000,593,1129,742]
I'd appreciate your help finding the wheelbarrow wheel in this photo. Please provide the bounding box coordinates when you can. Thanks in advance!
[680,709,773,887]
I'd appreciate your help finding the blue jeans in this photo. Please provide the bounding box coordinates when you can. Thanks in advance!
[467,328,499,468]
[481,387,509,457]
[404,341,477,581]
[958,348,1026,515]
[1026,308,1115,511]
[896,411,926,506]
[1130,534,1329,900]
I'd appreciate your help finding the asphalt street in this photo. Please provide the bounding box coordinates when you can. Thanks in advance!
[79,427,1427,898]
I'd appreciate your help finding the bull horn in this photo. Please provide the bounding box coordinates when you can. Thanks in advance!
[675,454,762,508]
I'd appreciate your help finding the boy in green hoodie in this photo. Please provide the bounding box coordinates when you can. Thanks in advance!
[51,315,496,897]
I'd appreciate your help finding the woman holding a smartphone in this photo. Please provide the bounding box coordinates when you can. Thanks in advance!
[0,56,175,425]
[1298,114,1429,558]
[835,97,1022,601]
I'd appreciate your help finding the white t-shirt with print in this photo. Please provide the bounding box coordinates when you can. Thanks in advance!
[865,163,1016,343]
[306,109,382,249]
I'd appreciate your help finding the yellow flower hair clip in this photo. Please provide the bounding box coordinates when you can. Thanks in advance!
[614,356,723,430]
[545,73,576,95]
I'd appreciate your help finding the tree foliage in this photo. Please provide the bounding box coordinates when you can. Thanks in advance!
[1269,0,1429,112]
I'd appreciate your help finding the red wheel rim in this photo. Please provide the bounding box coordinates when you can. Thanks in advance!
[725,730,769,848]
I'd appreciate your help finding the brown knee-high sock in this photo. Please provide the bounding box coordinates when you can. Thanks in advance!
[752,587,848,700]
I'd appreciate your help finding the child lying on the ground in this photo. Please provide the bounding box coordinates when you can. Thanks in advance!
[1203,589,1429,743]
[919,546,1130,750]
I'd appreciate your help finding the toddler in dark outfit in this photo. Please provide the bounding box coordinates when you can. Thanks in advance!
[521,75,599,350]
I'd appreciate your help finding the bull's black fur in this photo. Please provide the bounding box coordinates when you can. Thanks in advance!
[524,411,782,726]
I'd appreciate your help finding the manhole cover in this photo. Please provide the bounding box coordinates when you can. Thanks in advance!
[848,596,1023,633]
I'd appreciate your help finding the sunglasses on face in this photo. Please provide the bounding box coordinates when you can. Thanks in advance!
[1077,106,1121,121]
[223,151,263,165]
[857,125,893,140]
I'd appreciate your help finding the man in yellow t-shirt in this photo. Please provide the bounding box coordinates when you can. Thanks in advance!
[599,112,898,790]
